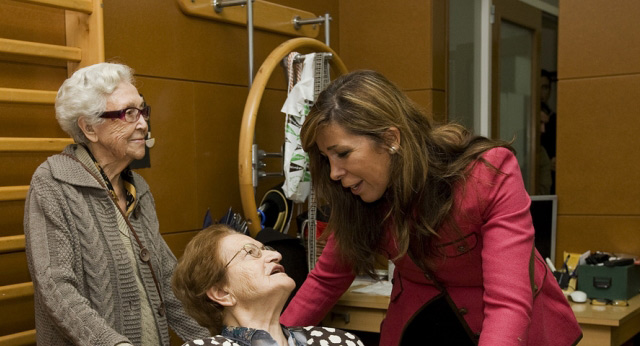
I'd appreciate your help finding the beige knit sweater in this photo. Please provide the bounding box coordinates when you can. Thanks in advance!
[24,145,208,345]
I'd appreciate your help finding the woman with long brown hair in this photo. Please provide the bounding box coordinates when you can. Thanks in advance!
[280,70,581,345]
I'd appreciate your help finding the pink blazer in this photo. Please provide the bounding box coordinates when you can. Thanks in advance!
[281,148,582,346]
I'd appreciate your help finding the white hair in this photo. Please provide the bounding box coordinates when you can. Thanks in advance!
[55,62,135,144]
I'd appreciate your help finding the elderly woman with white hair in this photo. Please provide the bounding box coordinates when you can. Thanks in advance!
[24,62,208,345]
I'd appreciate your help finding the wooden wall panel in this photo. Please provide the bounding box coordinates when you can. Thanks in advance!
[0,61,67,90]
[0,61,67,91]
[132,77,200,233]
[0,0,65,44]
[0,252,30,285]
[556,216,640,261]
[0,153,55,187]
[558,0,640,79]
[0,201,25,238]
[557,1,640,260]
[104,0,246,86]
[193,83,250,224]
[103,0,337,90]
[338,0,446,118]
[405,89,447,123]
[556,75,640,215]
[163,230,202,259]
[0,104,64,138]
[0,293,34,336]
[338,0,432,90]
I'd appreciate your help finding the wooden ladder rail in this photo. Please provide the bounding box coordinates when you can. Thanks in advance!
[0,0,104,343]
[0,187,29,256]
[0,330,37,346]
[0,283,36,346]
[0,185,34,345]
[0,0,103,199]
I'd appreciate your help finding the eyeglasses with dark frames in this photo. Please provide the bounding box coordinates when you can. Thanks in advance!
[100,105,151,123]
[224,243,275,269]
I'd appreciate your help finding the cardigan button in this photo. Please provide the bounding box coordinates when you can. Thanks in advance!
[140,248,150,262]
[457,245,467,253]
[458,307,468,315]
[157,302,165,317]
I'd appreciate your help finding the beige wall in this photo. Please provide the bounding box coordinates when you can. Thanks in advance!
[555,0,640,261]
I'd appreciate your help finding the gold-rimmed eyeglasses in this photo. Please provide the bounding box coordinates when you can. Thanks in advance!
[224,243,275,268]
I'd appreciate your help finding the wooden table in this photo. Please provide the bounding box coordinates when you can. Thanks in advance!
[323,282,640,346]
[321,282,390,333]
[571,293,640,346]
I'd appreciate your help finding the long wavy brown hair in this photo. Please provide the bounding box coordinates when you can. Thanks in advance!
[300,70,513,276]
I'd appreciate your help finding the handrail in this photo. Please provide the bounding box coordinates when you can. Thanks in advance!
[0,88,56,105]
[177,0,319,38]
[0,235,26,254]
[0,138,73,152]
[0,329,37,345]
[16,0,93,13]
[238,38,348,237]
[0,38,82,62]
[0,186,29,202]
[0,282,34,302]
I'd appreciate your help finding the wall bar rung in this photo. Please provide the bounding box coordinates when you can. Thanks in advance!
[0,186,29,202]
[0,138,73,152]
[0,88,57,105]
[0,329,37,345]
[0,282,33,302]
[0,38,82,62]
[0,235,25,254]
[16,0,93,13]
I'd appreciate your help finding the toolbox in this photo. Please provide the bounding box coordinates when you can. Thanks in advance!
[577,264,640,300]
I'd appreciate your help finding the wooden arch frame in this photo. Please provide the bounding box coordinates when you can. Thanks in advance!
[238,37,348,237]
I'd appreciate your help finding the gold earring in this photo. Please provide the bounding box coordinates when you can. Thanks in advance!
[389,146,397,154]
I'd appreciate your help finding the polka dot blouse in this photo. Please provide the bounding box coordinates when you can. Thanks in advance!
[182,325,364,346]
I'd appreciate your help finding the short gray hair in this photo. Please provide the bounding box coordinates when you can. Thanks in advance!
[55,62,135,144]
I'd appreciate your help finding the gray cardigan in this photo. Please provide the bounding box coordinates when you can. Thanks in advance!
[24,145,208,346]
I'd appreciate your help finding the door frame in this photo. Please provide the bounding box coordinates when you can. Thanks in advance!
[491,0,542,192]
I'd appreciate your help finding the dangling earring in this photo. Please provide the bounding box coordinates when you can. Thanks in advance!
[389,146,397,154]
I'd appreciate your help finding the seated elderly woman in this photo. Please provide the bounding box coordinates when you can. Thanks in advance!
[24,62,207,345]
[172,224,364,346]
